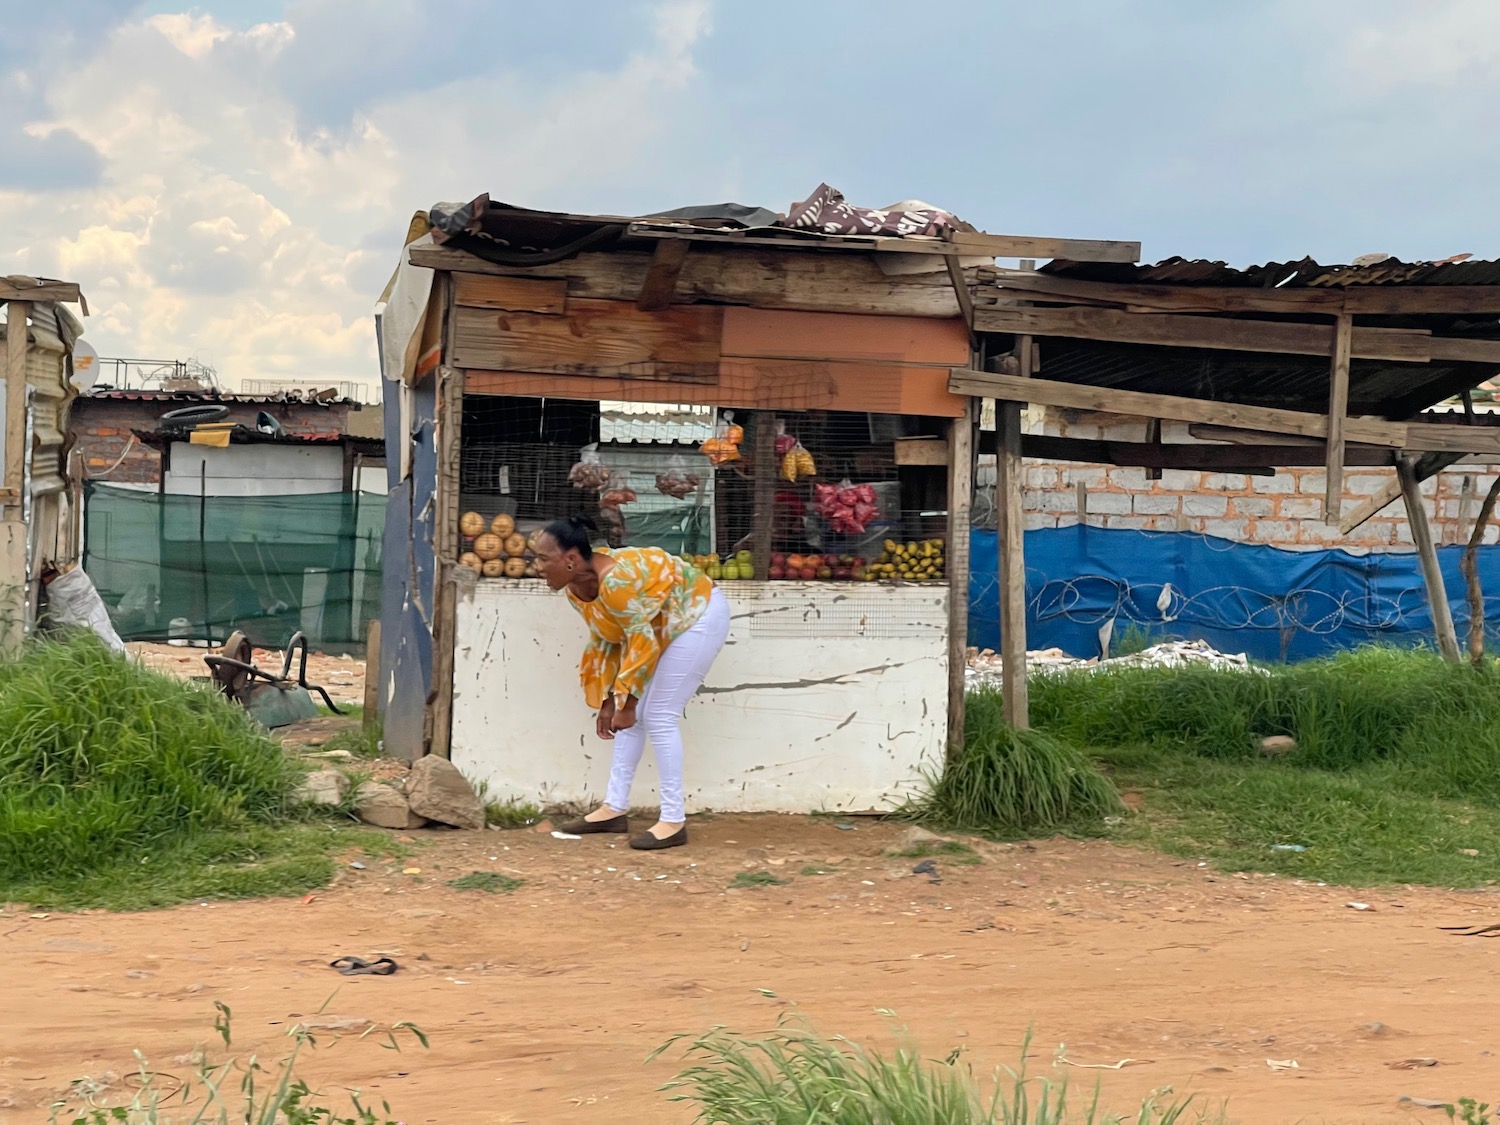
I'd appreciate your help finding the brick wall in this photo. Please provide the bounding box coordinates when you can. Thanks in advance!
[71,397,358,486]
[979,408,1499,551]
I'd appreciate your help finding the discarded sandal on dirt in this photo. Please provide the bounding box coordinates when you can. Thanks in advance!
[629,825,687,851]
[330,955,398,976]
[556,813,630,835]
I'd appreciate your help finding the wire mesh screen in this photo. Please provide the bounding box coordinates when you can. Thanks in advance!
[456,396,952,584]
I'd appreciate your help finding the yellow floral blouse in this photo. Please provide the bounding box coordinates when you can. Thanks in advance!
[565,547,715,708]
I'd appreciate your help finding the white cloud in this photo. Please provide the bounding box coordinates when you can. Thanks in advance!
[1342,0,1500,87]
[0,1,715,391]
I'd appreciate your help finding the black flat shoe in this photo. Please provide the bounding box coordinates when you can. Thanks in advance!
[556,814,630,835]
[630,825,687,850]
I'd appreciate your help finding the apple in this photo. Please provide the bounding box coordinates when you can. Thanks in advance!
[816,566,833,580]
[805,554,823,568]
[771,552,787,567]
[768,565,785,580]
[787,554,805,570]
[834,567,851,580]
[851,556,866,568]
[799,566,817,580]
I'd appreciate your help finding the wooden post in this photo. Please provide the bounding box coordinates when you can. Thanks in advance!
[750,411,776,577]
[1,300,28,656]
[428,362,464,758]
[998,337,1031,728]
[1399,455,1461,662]
[4,300,26,498]
[1324,312,1353,522]
[945,398,976,765]
[363,618,382,729]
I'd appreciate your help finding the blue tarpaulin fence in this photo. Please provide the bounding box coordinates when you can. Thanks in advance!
[969,525,1500,663]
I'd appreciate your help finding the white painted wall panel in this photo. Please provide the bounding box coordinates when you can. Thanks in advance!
[451,581,948,814]
[165,443,344,497]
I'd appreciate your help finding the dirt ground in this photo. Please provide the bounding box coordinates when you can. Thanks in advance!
[129,641,367,707]
[5,816,1499,1125]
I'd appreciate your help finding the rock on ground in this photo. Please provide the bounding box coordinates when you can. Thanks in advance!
[355,781,427,830]
[405,756,484,829]
[293,768,347,807]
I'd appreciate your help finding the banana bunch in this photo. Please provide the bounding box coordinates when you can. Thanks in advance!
[867,537,946,581]
[781,443,817,483]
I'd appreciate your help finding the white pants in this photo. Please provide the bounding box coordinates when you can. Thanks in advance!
[605,587,730,822]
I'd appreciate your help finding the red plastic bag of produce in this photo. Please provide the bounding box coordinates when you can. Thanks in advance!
[655,454,701,500]
[568,443,611,492]
[814,479,878,535]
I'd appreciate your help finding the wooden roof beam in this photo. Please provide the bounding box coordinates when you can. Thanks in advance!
[1002,433,1394,472]
[949,367,1500,456]
[626,225,1141,263]
[983,270,1500,315]
[975,305,1441,362]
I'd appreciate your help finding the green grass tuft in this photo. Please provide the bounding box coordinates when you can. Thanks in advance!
[0,636,300,882]
[447,870,523,894]
[731,871,788,889]
[905,688,1123,837]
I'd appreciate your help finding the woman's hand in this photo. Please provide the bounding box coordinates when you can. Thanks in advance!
[611,696,638,732]
[595,699,616,741]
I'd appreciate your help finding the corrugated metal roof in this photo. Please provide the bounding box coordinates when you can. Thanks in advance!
[87,389,359,407]
[600,408,714,445]
[1040,254,1500,289]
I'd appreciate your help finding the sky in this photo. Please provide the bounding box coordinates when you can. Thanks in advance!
[3,0,1498,393]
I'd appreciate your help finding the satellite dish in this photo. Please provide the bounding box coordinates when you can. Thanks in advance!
[70,338,99,392]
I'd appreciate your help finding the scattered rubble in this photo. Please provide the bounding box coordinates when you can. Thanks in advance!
[405,757,484,829]
[293,769,347,807]
[967,639,1252,687]
[354,781,426,830]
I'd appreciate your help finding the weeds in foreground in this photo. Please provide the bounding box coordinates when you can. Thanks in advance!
[47,1001,424,1125]
[469,778,543,829]
[320,719,383,760]
[653,1022,1214,1125]
[447,871,522,894]
[730,871,788,889]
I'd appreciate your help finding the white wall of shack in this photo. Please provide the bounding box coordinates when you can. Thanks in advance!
[164,443,345,497]
[450,581,948,814]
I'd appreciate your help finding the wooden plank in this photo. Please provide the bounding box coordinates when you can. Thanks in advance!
[974,305,1432,363]
[1402,424,1500,455]
[1189,424,1324,446]
[721,358,968,417]
[945,400,976,764]
[628,225,1140,264]
[894,437,950,466]
[1426,336,1500,365]
[464,358,970,417]
[984,271,1500,316]
[1011,433,1391,470]
[452,273,567,313]
[636,238,690,311]
[4,300,27,498]
[450,298,723,381]
[1325,312,1353,522]
[721,307,971,366]
[1399,456,1461,662]
[410,243,964,317]
[947,231,1140,264]
[1144,417,1162,480]
[750,412,776,579]
[363,619,381,727]
[0,279,82,305]
[945,253,974,328]
[949,368,1412,448]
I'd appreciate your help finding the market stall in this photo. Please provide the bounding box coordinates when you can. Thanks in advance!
[374,192,1138,812]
